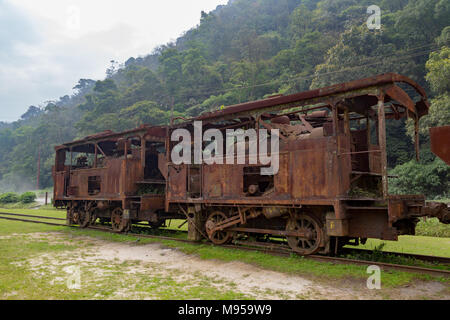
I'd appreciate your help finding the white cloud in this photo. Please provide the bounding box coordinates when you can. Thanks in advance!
[0,0,228,121]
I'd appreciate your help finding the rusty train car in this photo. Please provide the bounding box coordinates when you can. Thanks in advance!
[53,73,449,255]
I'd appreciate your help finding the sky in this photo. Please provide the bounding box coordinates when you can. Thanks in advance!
[0,0,229,122]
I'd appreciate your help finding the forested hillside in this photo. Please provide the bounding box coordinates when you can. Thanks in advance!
[0,0,449,197]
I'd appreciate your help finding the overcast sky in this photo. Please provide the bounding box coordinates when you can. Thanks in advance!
[0,0,228,122]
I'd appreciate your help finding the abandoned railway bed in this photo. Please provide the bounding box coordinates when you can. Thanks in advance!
[1,211,449,278]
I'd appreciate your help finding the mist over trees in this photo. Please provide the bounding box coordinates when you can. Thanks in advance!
[0,0,448,197]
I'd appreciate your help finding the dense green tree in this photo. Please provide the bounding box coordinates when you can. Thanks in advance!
[20,106,42,120]
[119,101,174,128]
[389,158,450,198]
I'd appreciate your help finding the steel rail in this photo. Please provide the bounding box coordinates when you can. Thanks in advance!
[0,211,66,221]
[341,248,450,265]
[0,215,67,226]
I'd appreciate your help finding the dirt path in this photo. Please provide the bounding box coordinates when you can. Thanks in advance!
[17,232,450,299]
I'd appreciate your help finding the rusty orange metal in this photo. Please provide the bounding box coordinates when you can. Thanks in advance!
[430,126,450,165]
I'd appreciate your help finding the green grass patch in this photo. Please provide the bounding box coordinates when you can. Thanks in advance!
[416,217,450,238]
[0,235,80,299]
[346,235,450,258]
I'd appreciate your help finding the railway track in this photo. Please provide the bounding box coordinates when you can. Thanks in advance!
[341,248,450,265]
[0,211,66,221]
[0,211,449,278]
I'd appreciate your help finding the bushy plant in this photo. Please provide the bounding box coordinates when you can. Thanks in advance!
[0,192,20,203]
[389,158,450,199]
[20,191,37,203]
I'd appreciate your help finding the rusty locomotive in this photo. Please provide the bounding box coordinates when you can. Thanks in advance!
[53,73,449,255]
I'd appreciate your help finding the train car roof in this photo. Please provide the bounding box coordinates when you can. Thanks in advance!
[170,73,429,128]
[56,124,167,150]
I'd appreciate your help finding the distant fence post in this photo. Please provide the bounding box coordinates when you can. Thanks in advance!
[45,192,48,205]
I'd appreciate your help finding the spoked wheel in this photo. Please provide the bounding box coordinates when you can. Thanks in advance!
[67,207,78,225]
[78,210,91,228]
[111,207,129,232]
[89,209,97,226]
[286,213,323,255]
[205,211,232,245]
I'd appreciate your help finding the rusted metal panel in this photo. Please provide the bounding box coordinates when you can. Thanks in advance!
[387,195,425,225]
[326,217,349,237]
[347,209,397,240]
[387,197,407,224]
[54,171,66,198]
[140,195,165,212]
[368,145,381,174]
[223,164,242,198]
[289,139,329,198]
[430,126,450,165]
[274,153,289,196]
[104,159,121,196]
[158,153,168,179]
[202,164,223,198]
[187,165,201,197]
[167,164,187,199]
[123,158,142,196]
[68,168,106,197]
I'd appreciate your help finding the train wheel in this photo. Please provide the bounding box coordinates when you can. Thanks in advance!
[286,213,323,255]
[78,210,91,228]
[89,209,97,225]
[111,207,129,232]
[69,207,80,225]
[67,207,74,225]
[205,211,232,245]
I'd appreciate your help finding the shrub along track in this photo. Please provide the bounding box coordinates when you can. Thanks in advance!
[0,211,449,278]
